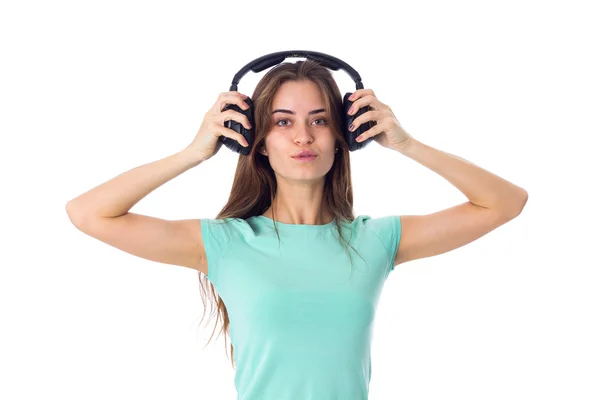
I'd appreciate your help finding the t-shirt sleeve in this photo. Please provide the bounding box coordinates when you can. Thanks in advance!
[366,215,402,273]
[200,218,238,285]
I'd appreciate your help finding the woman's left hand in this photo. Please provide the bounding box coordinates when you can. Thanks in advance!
[348,88,413,149]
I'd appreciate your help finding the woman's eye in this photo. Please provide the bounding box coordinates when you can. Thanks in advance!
[275,118,327,126]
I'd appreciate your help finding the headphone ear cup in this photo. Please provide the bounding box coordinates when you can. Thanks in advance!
[221,97,255,156]
[343,92,375,152]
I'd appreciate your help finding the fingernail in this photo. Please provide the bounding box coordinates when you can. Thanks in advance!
[349,123,355,131]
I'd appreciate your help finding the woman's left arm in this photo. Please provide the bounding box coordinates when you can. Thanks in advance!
[390,137,528,215]
[348,88,528,216]
[348,89,527,265]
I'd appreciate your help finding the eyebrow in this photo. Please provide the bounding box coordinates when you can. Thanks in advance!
[272,108,326,115]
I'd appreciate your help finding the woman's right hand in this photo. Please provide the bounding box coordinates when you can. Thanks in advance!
[186,91,252,162]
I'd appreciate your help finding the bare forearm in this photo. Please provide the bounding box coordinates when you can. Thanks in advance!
[391,138,528,214]
[66,148,203,220]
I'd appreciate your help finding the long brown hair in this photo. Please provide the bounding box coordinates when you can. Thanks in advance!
[197,59,364,368]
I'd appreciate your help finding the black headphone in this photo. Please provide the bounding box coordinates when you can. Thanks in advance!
[220,50,376,156]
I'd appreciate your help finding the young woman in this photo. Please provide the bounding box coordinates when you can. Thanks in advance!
[66,58,528,399]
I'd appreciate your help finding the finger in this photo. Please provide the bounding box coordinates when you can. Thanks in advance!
[349,110,379,131]
[348,95,369,115]
[347,97,363,115]
[348,95,380,115]
[221,91,247,99]
[356,123,384,142]
[222,109,252,130]
[216,125,250,147]
[219,95,250,112]
[349,89,362,101]
[224,91,250,104]
[349,88,374,100]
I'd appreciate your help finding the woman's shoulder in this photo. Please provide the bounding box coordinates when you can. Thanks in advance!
[200,216,256,239]
[350,214,400,234]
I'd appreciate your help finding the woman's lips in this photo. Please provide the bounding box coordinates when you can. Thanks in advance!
[292,155,317,162]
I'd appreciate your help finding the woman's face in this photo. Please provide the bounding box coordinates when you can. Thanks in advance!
[261,80,337,184]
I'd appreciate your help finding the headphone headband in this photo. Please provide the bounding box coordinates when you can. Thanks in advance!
[228,50,364,92]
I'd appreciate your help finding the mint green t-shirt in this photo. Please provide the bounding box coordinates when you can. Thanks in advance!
[200,214,402,400]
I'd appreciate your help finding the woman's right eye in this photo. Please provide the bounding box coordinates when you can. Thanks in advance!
[275,119,289,126]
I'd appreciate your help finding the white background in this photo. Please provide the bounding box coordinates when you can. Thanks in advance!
[2,0,599,399]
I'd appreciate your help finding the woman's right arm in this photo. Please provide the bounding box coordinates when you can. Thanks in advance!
[65,149,210,273]
[66,149,204,221]
[65,91,252,273]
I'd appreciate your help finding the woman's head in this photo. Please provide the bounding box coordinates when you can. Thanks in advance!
[197,59,362,368]
[216,58,354,222]
[259,79,337,186]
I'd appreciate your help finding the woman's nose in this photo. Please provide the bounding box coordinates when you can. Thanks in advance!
[294,125,314,144]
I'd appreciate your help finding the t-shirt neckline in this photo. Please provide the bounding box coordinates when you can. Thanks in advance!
[254,215,337,231]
